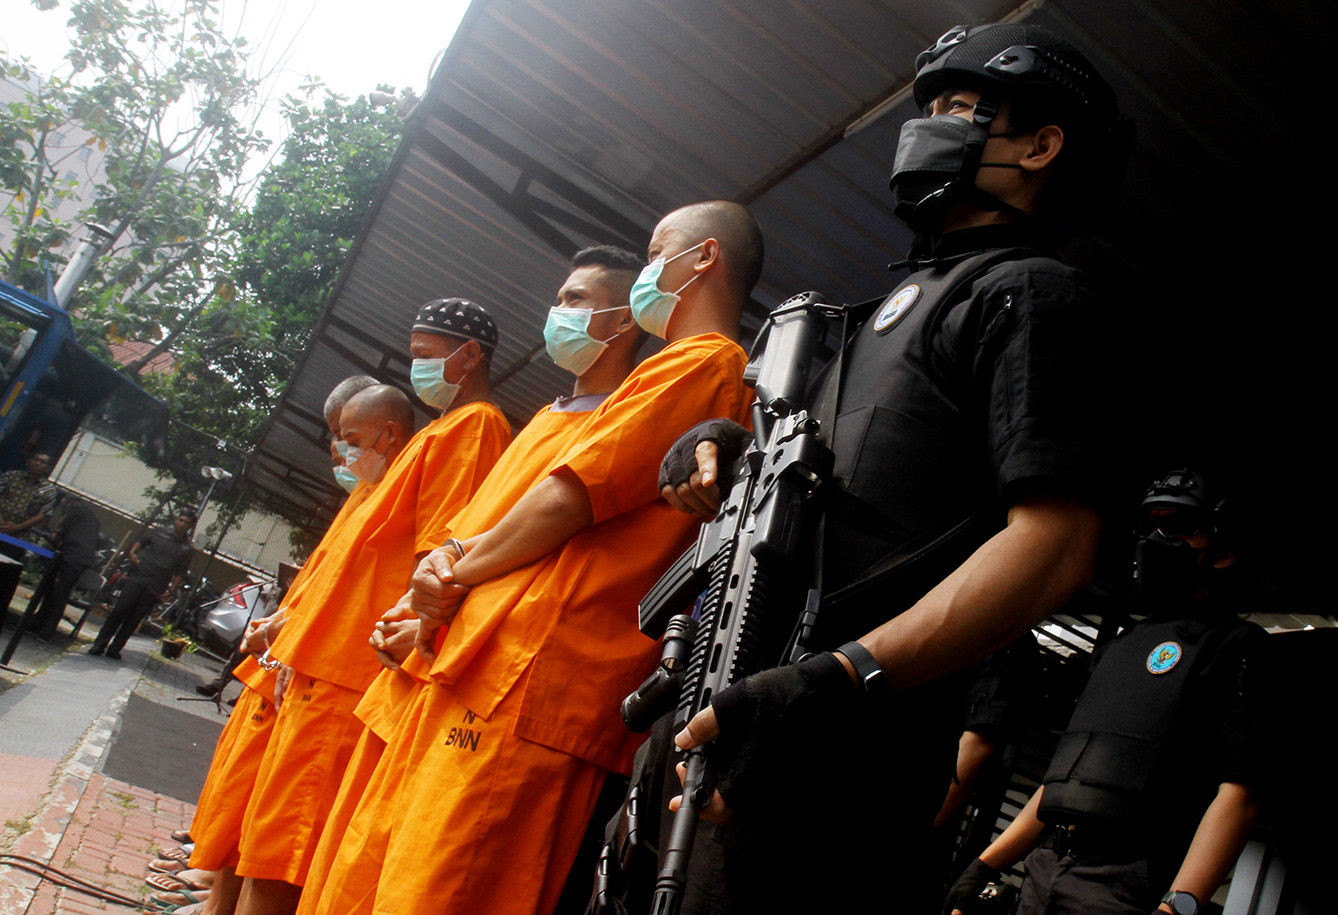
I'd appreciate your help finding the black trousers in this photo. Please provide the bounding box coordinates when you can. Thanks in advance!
[1017,847,1162,915]
[0,541,26,618]
[32,558,90,639]
[91,575,166,654]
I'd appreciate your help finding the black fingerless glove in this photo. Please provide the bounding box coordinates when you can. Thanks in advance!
[942,858,1001,915]
[707,652,857,818]
[657,419,753,494]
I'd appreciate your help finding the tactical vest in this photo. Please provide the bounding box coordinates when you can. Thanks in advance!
[1040,614,1257,826]
[813,247,1039,628]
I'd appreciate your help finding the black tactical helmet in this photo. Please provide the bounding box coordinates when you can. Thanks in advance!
[905,23,1133,227]
[1139,469,1225,534]
[913,23,1119,136]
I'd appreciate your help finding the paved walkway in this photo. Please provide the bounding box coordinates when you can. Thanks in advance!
[1,601,236,915]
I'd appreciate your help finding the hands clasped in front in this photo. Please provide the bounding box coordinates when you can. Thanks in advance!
[407,544,472,661]
[363,545,471,670]
[242,612,285,656]
[367,591,421,671]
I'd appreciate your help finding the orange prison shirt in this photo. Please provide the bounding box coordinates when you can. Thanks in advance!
[234,401,510,885]
[300,399,606,914]
[331,334,750,915]
[430,334,751,770]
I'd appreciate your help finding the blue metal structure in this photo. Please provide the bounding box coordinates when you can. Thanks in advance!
[0,278,77,459]
[0,278,169,472]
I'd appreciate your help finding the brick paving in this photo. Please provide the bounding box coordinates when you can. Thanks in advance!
[10,772,196,914]
[1,598,229,915]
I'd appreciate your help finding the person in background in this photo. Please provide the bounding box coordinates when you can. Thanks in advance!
[183,379,415,915]
[0,452,54,613]
[230,300,511,915]
[89,510,195,660]
[31,494,101,640]
[945,469,1262,915]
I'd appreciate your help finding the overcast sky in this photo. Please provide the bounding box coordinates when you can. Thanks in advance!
[2,0,473,152]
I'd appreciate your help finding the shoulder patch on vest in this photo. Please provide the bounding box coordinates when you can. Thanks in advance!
[874,284,920,334]
[1146,641,1182,675]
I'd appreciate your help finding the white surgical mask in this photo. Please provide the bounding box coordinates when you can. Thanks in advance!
[543,305,627,374]
[410,345,469,410]
[345,428,389,484]
[332,464,359,493]
[629,241,706,339]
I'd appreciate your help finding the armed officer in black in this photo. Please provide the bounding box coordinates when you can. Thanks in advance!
[89,510,195,659]
[945,470,1262,915]
[651,22,1133,913]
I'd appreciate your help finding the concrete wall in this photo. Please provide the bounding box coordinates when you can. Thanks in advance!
[51,430,302,586]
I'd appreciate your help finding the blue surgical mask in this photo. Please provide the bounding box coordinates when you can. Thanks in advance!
[543,305,627,375]
[629,241,706,339]
[410,346,467,410]
[334,439,350,461]
[332,464,359,493]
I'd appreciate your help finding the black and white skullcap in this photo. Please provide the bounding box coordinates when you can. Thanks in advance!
[412,298,498,355]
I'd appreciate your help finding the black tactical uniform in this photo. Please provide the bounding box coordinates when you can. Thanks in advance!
[670,225,1107,914]
[89,523,193,657]
[1018,609,1261,914]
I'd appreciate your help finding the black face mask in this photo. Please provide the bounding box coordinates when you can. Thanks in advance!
[889,113,1029,231]
[1134,531,1206,604]
[889,116,975,227]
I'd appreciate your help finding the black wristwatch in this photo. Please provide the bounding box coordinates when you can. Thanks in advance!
[1161,890,1199,915]
[835,641,885,699]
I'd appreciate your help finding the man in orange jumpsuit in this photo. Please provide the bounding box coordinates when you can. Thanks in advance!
[183,375,397,915]
[312,200,763,915]
[230,300,512,915]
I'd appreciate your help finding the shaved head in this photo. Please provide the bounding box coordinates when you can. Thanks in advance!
[324,374,379,434]
[340,384,415,453]
[662,200,764,295]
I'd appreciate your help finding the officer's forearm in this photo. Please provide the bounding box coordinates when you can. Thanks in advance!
[855,494,1100,693]
[935,728,1000,829]
[979,787,1046,871]
[1157,782,1258,913]
[450,469,593,586]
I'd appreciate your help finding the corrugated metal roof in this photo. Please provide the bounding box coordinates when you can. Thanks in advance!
[245,0,1014,520]
[244,0,1330,612]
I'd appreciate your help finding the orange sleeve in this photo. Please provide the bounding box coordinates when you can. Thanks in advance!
[410,402,512,556]
[431,335,752,742]
[554,333,751,523]
[262,478,378,640]
[417,406,584,550]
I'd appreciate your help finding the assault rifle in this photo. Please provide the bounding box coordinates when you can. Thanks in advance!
[619,291,839,915]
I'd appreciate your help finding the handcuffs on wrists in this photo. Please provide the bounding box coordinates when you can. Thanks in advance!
[255,619,283,671]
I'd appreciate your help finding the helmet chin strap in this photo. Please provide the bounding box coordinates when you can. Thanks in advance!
[964,95,1034,220]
